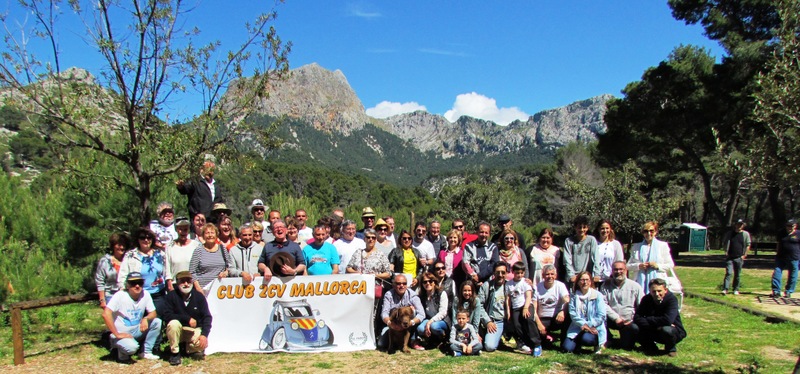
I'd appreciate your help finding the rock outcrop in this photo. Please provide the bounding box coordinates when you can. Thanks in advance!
[240,62,613,157]
[251,63,372,135]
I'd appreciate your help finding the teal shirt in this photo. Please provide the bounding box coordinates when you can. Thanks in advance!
[303,242,340,275]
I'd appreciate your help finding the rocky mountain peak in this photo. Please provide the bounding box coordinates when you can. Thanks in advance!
[251,63,371,134]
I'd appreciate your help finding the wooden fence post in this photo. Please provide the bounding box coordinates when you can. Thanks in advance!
[10,293,97,365]
[11,306,24,365]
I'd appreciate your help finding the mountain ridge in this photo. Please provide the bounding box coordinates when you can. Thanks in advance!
[241,63,613,157]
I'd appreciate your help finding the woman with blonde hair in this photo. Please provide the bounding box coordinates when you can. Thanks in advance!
[627,221,674,290]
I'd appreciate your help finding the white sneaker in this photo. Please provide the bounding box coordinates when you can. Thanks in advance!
[138,352,160,360]
[733,291,740,295]
[518,344,532,353]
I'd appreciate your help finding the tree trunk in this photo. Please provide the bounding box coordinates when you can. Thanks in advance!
[767,185,785,241]
[137,175,152,227]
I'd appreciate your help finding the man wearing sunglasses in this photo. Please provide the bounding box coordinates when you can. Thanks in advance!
[102,272,162,363]
[452,218,478,249]
[377,274,425,350]
[161,271,212,365]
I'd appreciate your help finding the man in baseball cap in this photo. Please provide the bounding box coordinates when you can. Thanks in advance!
[160,270,212,365]
[102,272,162,362]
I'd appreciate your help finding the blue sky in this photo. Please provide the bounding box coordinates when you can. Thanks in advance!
[3,1,726,125]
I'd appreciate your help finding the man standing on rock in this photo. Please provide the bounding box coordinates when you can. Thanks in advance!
[176,159,224,225]
[721,219,751,296]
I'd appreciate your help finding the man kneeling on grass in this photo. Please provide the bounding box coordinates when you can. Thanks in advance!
[634,278,686,357]
[161,270,212,365]
[102,272,161,363]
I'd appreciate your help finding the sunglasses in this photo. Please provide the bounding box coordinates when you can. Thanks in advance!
[504,237,515,241]
[453,225,464,229]
[395,282,407,286]
[177,278,193,284]
[422,280,435,284]
[254,230,263,233]
[434,266,446,270]
[365,236,377,240]
[401,237,412,241]
[128,280,144,287]
[643,229,656,233]
[377,227,388,232]
[495,271,507,275]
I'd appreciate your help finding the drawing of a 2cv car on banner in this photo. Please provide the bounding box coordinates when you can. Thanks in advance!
[258,299,335,351]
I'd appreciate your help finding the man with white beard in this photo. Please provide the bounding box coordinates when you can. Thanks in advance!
[161,271,213,365]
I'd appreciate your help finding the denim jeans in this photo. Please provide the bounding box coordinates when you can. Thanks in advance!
[416,319,448,341]
[112,318,162,356]
[771,258,799,295]
[450,341,483,355]
[723,257,744,291]
[562,331,598,353]
[482,320,505,352]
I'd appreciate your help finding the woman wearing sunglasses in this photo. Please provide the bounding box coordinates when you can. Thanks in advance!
[498,229,529,281]
[117,227,167,312]
[627,221,674,290]
[388,230,426,288]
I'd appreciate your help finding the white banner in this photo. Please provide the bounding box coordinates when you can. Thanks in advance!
[205,274,376,354]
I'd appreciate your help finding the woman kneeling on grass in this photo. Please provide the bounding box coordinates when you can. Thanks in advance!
[413,271,450,350]
[564,271,606,354]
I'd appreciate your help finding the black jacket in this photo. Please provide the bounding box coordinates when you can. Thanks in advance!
[161,288,213,338]
[634,291,686,340]
[177,176,224,221]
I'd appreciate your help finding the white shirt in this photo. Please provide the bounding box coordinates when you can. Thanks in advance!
[333,237,366,274]
[164,239,198,280]
[203,175,216,201]
[535,280,570,319]
[412,238,436,261]
[107,290,155,332]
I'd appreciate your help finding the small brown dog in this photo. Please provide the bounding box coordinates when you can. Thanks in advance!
[387,306,414,354]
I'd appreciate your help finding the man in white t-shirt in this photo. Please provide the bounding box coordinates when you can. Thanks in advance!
[295,209,313,243]
[411,221,436,270]
[333,220,365,274]
[534,264,570,345]
[102,272,162,363]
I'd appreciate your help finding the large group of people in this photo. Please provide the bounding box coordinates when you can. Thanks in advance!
[96,167,695,364]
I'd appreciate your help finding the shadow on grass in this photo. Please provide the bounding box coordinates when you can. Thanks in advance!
[23,331,108,360]
[471,350,728,374]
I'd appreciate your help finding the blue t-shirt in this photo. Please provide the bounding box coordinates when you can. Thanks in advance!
[303,242,340,275]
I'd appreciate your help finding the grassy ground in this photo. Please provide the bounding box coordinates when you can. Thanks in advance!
[675,251,800,323]
[2,252,799,373]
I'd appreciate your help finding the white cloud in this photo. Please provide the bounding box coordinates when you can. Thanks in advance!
[366,101,427,118]
[347,3,381,18]
[444,92,529,126]
[418,48,469,57]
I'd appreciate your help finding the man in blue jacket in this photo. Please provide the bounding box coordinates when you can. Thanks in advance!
[161,271,213,365]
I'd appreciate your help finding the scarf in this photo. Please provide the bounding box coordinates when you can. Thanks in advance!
[636,239,661,288]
